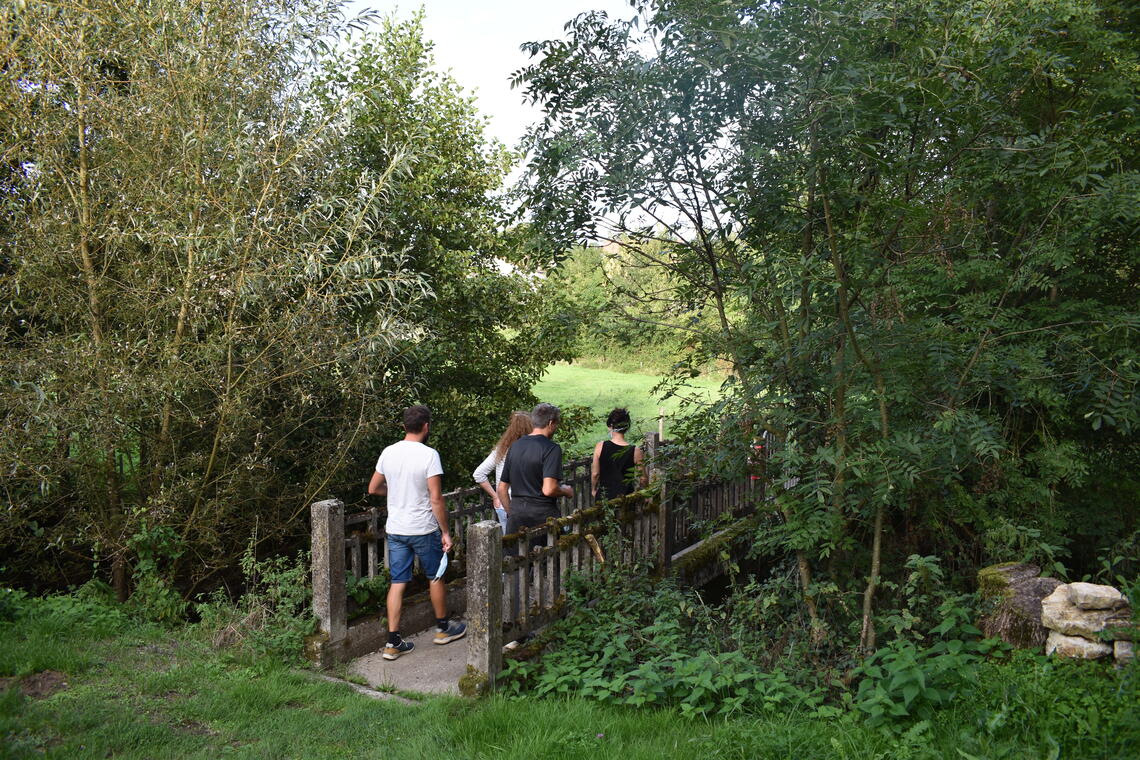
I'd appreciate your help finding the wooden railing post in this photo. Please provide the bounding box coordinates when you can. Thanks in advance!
[311,499,346,661]
[463,520,503,696]
[645,433,671,572]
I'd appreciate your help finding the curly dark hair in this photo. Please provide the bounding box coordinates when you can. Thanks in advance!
[606,407,631,433]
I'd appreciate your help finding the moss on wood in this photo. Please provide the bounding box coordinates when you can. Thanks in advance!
[672,514,761,578]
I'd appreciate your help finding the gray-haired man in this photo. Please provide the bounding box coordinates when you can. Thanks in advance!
[497,402,573,538]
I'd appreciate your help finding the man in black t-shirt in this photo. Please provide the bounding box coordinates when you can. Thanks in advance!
[497,402,573,539]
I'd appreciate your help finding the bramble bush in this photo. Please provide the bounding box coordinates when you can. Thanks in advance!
[502,534,1137,757]
[127,522,188,624]
[196,541,314,664]
[850,630,1004,729]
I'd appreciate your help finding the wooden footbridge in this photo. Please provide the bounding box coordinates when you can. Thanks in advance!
[308,433,768,692]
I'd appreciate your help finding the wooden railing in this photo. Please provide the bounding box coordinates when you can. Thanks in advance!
[490,471,763,644]
[312,433,767,673]
[341,455,594,587]
[663,476,761,559]
[465,437,767,686]
[496,497,662,644]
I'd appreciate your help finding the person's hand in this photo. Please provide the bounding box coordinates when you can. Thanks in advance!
[440,531,453,553]
[561,484,574,499]
[492,496,502,510]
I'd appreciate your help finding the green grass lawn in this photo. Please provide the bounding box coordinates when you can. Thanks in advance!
[3,593,1137,758]
[533,363,725,457]
[1,594,882,760]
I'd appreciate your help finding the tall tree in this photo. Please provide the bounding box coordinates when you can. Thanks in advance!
[518,0,1139,651]
[315,15,578,487]
[0,0,428,595]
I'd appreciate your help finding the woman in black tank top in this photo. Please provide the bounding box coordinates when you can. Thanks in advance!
[591,408,646,501]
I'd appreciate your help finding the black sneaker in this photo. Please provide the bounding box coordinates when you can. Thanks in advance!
[382,638,414,660]
[433,620,467,645]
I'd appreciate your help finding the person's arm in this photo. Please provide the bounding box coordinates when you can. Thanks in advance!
[634,445,647,487]
[542,443,572,499]
[542,478,573,499]
[427,474,452,553]
[496,479,511,515]
[591,440,604,498]
[367,470,387,496]
[473,451,502,508]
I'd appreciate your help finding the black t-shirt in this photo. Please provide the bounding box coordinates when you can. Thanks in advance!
[500,434,563,508]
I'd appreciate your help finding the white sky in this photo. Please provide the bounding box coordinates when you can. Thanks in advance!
[345,1,637,149]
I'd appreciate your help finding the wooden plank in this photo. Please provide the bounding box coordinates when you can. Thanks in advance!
[534,535,545,615]
[519,533,530,630]
[349,538,361,580]
[544,528,555,608]
[367,509,378,579]
[633,512,641,560]
[642,511,651,559]
[558,537,570,600]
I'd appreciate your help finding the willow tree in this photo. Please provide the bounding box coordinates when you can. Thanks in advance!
[518,0,1139,652]
[315,16,579,488]
[0,0,430,596]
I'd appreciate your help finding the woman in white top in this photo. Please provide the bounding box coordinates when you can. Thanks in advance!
[472,411,532,531]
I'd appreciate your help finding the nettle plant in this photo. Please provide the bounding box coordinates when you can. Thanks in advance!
[851,602,1007,729]
[502,564,827,718]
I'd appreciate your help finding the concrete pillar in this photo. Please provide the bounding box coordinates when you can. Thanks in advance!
[311,499,346,647]
[464,520,503,693]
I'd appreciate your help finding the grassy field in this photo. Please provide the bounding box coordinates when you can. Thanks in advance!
[533,363,725,457]
[0,594,878,760]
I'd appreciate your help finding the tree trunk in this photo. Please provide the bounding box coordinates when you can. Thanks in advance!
[822,184,891,655]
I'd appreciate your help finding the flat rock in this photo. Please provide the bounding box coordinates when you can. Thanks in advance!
[1067,581,1127,610]
[1103,612,1136,642]
[1042,585,1128,639]
[978,563,1041,593]
[1045,630,1112,659]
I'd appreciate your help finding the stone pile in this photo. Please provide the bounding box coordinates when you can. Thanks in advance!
[978,563,1135,665]
[1042,582,1133,664]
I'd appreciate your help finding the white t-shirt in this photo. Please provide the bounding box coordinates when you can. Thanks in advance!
[375,440,444,536]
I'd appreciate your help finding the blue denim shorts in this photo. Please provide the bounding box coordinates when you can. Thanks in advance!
[387,530,443,584]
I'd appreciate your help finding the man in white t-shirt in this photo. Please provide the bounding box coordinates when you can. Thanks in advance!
[367,405,466,660]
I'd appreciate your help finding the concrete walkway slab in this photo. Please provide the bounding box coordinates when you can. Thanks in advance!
[347,627,468,696]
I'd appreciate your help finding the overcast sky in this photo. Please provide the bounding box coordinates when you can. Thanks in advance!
[346,1,636,148]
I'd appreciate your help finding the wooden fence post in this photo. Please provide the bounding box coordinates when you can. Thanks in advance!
[311,499,346,662]
[463,520,503,696]
[645,432,671,573]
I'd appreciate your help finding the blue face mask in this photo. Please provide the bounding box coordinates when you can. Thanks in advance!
[433,553,448,580]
